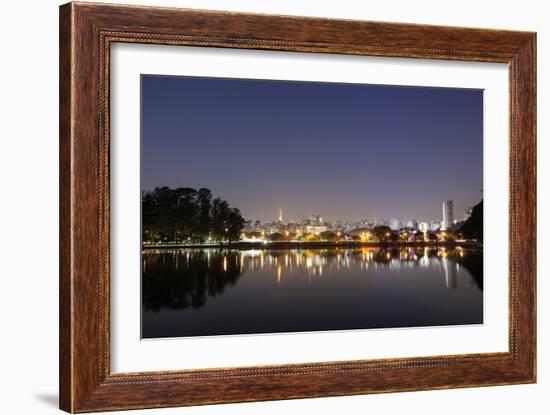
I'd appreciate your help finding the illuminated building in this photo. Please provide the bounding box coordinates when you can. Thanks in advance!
[304,224,328,235]
[442,200,454,230]
[389,218,402,230]
[406,219,418,229]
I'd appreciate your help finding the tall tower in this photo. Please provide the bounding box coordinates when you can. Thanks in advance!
[442,200,454,230]
[278,208,283,223]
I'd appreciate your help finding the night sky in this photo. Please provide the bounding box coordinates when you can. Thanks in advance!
[141,75,483,224]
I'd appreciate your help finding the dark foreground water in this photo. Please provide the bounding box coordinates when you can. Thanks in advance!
[142,247,483,338]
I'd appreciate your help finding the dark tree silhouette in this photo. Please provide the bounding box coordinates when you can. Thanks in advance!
[211,198,230,238]
[142,250,244,311]
[142,187,245,242]
[459,199,483,241]
[413,232,425,242]
[372,226,396,242]
[174,187,198,240]
[226,208,246,242]
[268,232,285,241]
[197,188,212,237]
[319,231,338,241]
[424,231,437,242]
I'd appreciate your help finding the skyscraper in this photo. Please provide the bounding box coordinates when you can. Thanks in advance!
[442,200,454,230]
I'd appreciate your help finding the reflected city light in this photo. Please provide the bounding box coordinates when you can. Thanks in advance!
[142,244,483,339]
[143,246,476,290]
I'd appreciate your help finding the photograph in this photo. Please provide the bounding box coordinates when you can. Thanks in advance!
[140,75,484,339]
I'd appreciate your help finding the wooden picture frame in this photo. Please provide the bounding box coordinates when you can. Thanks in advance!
[59,2,536,412]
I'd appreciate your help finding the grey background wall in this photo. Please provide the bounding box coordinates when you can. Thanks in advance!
[0,1,546,414]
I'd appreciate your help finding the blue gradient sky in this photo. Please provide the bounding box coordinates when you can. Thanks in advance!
[141,75,483,223]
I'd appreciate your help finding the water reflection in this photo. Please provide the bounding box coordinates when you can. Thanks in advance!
[142,247,483,338]
[142,249,242,311]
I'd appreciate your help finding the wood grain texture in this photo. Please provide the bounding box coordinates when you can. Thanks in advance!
[59,2,537,412]
[59,3,73,412]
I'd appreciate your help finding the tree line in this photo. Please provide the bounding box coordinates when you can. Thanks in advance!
[142,187,245,243]
[458,199,483,241]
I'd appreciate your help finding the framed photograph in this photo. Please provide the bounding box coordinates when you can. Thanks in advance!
[59,2,536,412]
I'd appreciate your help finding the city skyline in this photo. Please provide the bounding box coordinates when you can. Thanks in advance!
[231,200,464,227]
[142,75,483,222]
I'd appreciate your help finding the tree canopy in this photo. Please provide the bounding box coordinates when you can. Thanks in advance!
[372,226,396,242]
[459,199,483,241]
[319,231,338,241]
[142,186,245,242]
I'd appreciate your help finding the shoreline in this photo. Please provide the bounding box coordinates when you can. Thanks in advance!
[143,240,483,250]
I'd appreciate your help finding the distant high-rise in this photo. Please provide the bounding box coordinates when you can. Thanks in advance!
[406,219,418,229]
[278,208,283,223]
[389,218,401,230]
[308,214,323,225]
[442,200,454,230]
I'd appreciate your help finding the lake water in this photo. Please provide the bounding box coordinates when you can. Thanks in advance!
[142,246,483,338]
